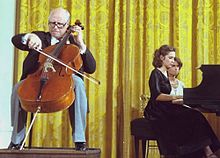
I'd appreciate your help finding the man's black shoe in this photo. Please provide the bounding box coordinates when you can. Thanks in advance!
[75,142,87,151]
[8,142,21,150]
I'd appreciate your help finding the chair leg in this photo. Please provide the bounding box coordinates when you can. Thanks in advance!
[142,139,147,158]
[134,137,139,158]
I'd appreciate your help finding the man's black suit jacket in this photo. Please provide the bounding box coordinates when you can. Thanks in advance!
[12,31,96,80]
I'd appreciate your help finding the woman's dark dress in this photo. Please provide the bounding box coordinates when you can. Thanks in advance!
[144,68,220,155]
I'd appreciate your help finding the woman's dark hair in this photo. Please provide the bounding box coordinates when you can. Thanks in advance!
[174,57,183,70]
[152,44,176,68]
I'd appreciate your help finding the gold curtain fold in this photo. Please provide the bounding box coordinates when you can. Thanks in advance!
[13,0,220,157]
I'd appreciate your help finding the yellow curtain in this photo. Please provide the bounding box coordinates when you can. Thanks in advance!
[13,0,220,157]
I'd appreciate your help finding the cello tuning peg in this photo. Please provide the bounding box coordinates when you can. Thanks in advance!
[74,19,84,30]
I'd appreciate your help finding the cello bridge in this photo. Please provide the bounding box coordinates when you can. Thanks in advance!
[43,61,56,72]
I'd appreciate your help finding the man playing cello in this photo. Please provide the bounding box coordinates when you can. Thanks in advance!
[8,7,96,151]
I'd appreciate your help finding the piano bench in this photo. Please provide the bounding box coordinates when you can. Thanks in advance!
[130,118,160,158]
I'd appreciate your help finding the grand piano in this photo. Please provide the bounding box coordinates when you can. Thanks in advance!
[183,64,220,115]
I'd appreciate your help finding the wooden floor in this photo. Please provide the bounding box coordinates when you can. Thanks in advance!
[0,147,101,158]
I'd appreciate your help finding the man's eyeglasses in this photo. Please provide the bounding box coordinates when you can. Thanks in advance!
[48,21,67,29]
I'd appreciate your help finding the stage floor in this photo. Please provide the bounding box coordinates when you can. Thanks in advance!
[0,147,101,158]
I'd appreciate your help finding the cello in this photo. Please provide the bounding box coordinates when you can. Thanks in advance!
[17,20,84,113]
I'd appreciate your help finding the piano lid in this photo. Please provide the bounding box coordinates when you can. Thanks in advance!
[183,65,220,111]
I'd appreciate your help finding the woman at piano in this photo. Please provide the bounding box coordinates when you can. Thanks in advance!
[144,45,220,158]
